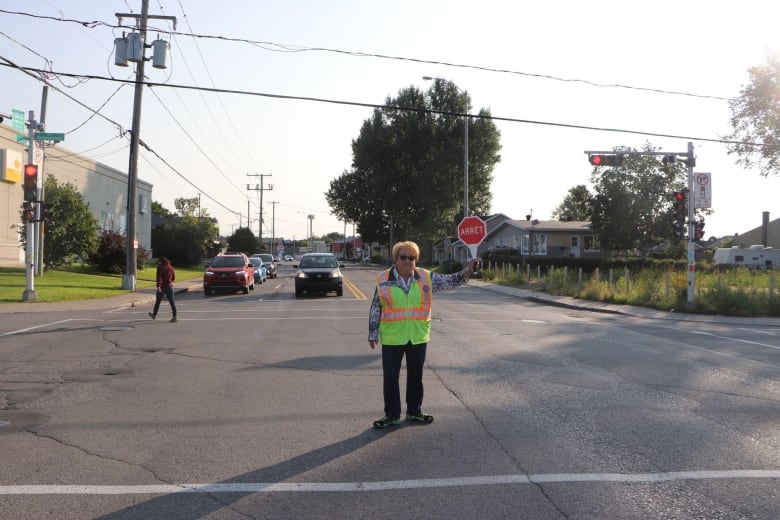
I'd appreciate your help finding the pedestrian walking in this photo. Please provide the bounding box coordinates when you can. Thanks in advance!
[368,240,479,428]
[149,257,178,322]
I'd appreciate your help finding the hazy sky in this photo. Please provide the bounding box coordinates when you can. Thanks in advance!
[2,1,780,242]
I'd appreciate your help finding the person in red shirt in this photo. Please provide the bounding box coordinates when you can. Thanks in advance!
[149,257,178,322]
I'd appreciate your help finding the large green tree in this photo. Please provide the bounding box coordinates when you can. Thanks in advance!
[326,79,502,250]
[726,52,780,177]
[39,176,100,269]
[151,200,219,266]
[226,227,258,255]
[589,144,687,258]
[552,185,594,221]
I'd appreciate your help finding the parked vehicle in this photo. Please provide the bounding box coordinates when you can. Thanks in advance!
[294,253,344,297]
[251,253,278,279]
[713,245,780,269]
[248,257,267,283]
[284,254,294,262]
[203,253,255,295]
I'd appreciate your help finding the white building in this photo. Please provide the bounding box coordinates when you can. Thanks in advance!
[0,123,152,267]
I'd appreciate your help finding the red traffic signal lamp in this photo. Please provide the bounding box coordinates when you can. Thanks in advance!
[588,154,624,167]
[672,190,687,239]
[23,164,38,202]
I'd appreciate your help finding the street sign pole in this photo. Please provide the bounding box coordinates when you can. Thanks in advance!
[22,110,38,301]
[686,141,695,310]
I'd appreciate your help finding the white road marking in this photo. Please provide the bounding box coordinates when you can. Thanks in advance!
[1,470,778,494]
[687,329,780,350]
[1,319,93,337]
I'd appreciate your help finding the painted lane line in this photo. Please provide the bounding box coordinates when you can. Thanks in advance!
[687,329,780,350]
[1,470,779,495]
[1,319,93,337]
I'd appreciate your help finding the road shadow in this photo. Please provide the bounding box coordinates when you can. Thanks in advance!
[95,428,390,519]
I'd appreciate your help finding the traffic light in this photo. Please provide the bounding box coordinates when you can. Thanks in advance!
[672,190,686,240]
[694,220,705,241]
[588,154,624,167]
[23,164,38,202]
[22,202,33,222]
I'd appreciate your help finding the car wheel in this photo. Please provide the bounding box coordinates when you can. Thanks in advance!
[336,288,343,296]
[295,289,303,297]
[204,288,210,296]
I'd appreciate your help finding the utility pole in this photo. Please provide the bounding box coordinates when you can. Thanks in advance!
[308,214,315,252]
[270,201,278,258]
[115,1,175,291]
[247,173,273,251]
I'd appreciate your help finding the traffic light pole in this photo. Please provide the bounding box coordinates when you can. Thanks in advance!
[23,110,38,301]
[585,143,697,309]
[685,141,695,309]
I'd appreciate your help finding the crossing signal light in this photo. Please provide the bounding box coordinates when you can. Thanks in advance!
[588,154,624,167]
[694,220,705,241]
[22,201,34,222]
[672,190,686,240]
[23,164,38,202]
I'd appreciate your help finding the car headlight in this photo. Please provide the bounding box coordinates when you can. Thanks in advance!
[205,270,214,276]
[296,272,308,279]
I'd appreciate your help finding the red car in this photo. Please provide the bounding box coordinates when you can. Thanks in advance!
[203,253,255,295]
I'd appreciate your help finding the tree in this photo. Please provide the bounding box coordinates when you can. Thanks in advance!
[152,201,171,217]
[552,185,594,221]
[725,53,780,177]
[588,144,687,258]
[34,176,99,269]
[174,197,201,217]
[226,227,258,255]
[326,79,502,251]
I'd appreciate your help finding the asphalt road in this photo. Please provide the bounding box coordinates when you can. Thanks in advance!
[1,263,779,519]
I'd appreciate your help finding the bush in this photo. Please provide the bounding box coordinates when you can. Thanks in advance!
[88,231,148,273]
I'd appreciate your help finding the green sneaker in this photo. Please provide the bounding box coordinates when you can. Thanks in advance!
[372,416,401,429]
[405,412,433,424]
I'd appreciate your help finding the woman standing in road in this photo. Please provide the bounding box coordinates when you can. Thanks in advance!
[368,240,479,428]
[149,257,177,323]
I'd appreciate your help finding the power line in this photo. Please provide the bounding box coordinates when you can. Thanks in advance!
[0,60,762,148]
[0,7,734,102]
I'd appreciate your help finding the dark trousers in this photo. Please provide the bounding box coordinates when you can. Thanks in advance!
[153,286,177,317]
[381,342,427,419]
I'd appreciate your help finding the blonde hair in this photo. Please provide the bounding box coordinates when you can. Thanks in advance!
[392,241,420,262]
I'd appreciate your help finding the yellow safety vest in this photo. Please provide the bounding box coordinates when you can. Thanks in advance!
[376,268,433,345]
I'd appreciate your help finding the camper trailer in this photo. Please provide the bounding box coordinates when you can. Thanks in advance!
[712,245,780,269]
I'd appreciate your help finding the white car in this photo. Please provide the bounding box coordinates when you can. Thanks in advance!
[284,255,294,262]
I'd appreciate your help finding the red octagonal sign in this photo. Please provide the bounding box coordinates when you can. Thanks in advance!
[457,216,487,246]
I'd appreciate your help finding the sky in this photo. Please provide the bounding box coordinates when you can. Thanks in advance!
[2,1,780,244]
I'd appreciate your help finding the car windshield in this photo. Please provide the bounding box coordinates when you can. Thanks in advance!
[210,256,245,268]
[249,258,261,267]
[300,256,338,269]
[258,255,273,263]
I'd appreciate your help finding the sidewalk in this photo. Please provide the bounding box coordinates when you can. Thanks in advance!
[0,278,204,314]
[2,277,780,327]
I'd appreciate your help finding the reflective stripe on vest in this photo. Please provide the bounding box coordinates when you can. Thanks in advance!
[376,268,432,345]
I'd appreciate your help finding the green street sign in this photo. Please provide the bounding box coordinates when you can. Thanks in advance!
[16,134,30,145]
[11,109,25,131]
[34,132,64,142]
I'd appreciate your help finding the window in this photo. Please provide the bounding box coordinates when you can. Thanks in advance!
[571,236,580,248]
[521,234,547,255]
[583,235,600,252]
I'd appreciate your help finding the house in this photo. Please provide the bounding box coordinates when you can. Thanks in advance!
[730,212,780,250]
[437,214,601,264]
[478,217,600,259]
